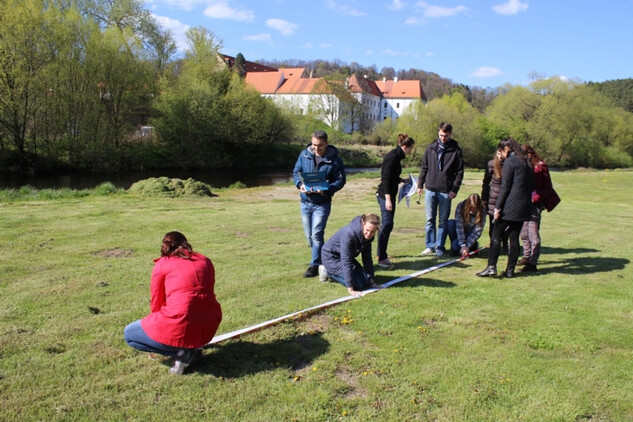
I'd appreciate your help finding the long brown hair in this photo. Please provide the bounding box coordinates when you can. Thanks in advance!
[522,144,542,167]
[461,193,484,227]
[160,231,194,259]
[493,147,503,179]
[397,133,415,148]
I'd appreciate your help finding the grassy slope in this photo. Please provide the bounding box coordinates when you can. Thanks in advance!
[0,169,632,421]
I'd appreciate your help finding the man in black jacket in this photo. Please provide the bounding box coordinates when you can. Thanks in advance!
[417,122,464,256]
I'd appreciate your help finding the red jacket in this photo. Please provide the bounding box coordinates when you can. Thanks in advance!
[141,252,222,348]
[531,161,561,212]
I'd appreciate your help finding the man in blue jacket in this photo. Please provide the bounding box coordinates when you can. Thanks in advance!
[417,122,464,257]
[293,130,346,277]
[320,214,383,296]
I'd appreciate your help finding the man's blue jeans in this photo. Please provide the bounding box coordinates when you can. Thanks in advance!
[376,195,395,261]
[124,320,182,357]
[424,189,451,251]
[300,201,331,266]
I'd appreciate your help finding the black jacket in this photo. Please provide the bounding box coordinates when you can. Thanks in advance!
[377,146,405,199]
[418,138,464,194]
[496,153,534,222]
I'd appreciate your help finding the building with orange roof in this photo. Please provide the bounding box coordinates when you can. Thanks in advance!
[244,64,426,133]
[375,78,428,122]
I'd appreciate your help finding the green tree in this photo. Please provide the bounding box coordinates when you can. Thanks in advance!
[0,0,55,167]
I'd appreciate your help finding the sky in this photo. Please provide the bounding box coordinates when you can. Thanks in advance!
[145,0,633,88]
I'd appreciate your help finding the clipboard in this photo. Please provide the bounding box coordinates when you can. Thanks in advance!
[299,171,329,192]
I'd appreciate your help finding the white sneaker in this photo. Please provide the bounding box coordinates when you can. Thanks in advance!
[318,265,329,283]
[421,247,434,256]
[435,249,444,257]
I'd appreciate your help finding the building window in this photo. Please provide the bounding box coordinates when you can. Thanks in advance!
[384,103,387,108]
[396,102,400,108]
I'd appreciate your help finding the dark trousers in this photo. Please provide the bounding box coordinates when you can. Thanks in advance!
[376,195,395,260]
[487,219,524,270]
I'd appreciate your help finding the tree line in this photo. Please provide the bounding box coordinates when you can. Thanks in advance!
[1,0,632,174]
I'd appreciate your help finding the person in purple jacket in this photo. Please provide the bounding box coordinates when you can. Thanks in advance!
[319,214,384,297]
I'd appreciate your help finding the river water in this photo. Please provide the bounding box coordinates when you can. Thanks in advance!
[0,168,378,190]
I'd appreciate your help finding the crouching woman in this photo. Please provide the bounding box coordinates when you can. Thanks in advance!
[320,214,383,297]
[124,231,222,375]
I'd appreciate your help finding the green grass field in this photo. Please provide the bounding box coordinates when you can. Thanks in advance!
[1,169,632,421]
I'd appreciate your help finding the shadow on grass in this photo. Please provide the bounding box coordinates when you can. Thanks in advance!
[475,246,627,276]
[195,332,329,378]
[542,256,629,276]
[374,257,458,289]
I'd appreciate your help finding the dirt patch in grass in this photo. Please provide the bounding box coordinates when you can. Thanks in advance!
[336,364,368,399]
[93,248,134,258]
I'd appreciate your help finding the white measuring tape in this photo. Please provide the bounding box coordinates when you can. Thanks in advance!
[207,249,484,345]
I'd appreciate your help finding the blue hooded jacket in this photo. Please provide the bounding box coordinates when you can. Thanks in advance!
[321,216,375,288]
[293,143,346,205]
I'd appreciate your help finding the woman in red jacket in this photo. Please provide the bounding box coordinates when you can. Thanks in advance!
[518,145,561,272]
[124,232,222,375]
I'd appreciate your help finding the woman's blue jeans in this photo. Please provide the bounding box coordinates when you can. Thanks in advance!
[124,320,182,357]
[326,261,372,291]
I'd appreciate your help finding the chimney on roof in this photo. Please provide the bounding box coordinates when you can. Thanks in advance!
[394,77,398,82]
[383,77,386,82]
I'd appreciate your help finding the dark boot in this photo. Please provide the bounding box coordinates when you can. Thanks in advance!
[303,265,319,278]
[502,267,515,278]
[521,263,538,272]
[476,266,497,277]
[517,257,530,266]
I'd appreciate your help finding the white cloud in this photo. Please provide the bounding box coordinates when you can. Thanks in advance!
[146,0,206,12]
[302,42,314,49]
[266,18,298,36]
[382,48,409,57]
[406,1,468,24]
[470,67,503,78]
[243,33,272,42]
[365,49,374,56]
[426,51,435,57]
[388,0,407,11]
[203,2,255,22]
[492,0,528,15]
[417,1,468,18]
[152,14,190,51]
[320,43,333,48]
[326,0,367,17]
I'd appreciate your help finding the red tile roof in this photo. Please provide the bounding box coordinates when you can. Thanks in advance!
[244,71,284,94]
[375,80,427,100]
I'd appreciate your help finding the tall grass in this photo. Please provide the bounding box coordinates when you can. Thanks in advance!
[0,169,632,421]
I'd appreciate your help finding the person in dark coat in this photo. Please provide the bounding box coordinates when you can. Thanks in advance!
[375,133,415,268]
[477,137,534,278]
[320,214,383,297]
[417,122,464,257]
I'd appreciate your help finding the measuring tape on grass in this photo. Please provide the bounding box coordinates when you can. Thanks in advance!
[207,248,484,345]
